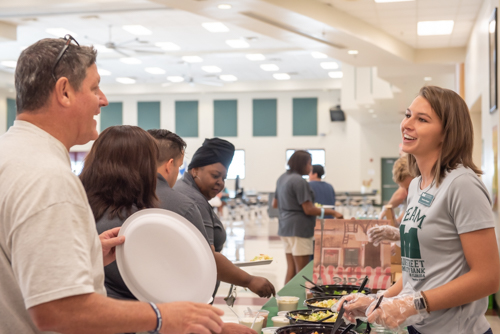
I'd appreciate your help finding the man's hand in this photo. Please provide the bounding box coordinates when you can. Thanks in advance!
[333,210,344,219]
[220,322,257,334]
[99,227,125,266]
[159,302,224,334]
[247,276,276,298]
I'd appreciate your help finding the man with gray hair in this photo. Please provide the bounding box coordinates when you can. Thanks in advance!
[0,36,224,334]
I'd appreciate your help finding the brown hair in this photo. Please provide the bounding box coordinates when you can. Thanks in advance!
[288,150,311,175]
[392,155,412,184]
[15,38,97,113]
[147,129,186,165]
[80,125,159,221]
[407,86,481,186]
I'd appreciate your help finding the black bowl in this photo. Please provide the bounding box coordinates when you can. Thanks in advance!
[286,309,344,327]
[274,324,356,334]
[309,284,372,298]
[304,296,343,310]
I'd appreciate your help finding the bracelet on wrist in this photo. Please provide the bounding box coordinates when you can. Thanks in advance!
[148,302,162,333]
[320,207,325,219]
[420,290,430,313]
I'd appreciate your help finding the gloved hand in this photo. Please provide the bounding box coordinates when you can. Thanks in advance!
[335,293,376,323]
[367,225,400,247]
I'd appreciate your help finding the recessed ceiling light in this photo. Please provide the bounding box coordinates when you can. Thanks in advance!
[202,22,229,33]
[219,74,238,82]
[418,20,454,36]
[246,54,266,61]
[311,52,328,59]
[320,62,339,70]
[218,4,232,9]
[122,25,152,36]
[348,50,359,55]
[0,60,16,68]
[226,39,249,48]
[368,109,374,113]
[167,76,185,83]
[182,56,203,63]
[145,67,166,75]
[374,0,414,2]
[98,68,111,76]
[424,77,432,81]
[260,64,279,71]
[116,77,136,84]
[94,44,113,53]
[46,28,78,37]
[120,57,142,65]
[273,73,291,80]
[328,71,343,79]
[201,66,222,73]
[155,42,180,51]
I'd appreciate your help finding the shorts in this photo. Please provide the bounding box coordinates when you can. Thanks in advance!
[281,236,314,256]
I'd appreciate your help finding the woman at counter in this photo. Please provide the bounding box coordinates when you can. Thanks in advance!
[273,150,343,284]
[174,138,275,298]
[337,86,499,334]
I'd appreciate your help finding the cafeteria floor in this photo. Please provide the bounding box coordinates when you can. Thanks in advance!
[214,216,500,332]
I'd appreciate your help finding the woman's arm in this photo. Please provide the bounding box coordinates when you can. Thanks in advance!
[423,228,499,312]
[301,201,343,218]
[383,277,403,298]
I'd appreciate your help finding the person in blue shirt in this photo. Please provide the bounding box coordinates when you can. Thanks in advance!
[308,165,336,218]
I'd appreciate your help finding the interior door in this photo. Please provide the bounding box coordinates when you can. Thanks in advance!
[381,158,399,205]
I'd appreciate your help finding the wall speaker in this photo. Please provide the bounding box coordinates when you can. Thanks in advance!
[330,105,345,122]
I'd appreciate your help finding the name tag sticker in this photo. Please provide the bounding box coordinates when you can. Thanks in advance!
[418,192,434,207]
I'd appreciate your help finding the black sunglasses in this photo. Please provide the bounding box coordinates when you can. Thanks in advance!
[52,34,80,82]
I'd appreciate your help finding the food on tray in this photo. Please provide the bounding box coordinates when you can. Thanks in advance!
[291,310,338,323]
[308,298,339,308]
[250,254,273,261]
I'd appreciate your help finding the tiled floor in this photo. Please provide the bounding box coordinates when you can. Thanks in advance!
[214,213,500,333]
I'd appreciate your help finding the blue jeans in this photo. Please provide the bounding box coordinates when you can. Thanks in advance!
[407,326,493,334]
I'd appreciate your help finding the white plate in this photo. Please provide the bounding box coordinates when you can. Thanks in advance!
[233,259,273,267]
[321,205,335,209]
[116,208,216,304]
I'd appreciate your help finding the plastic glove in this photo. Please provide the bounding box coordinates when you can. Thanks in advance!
[335,293,376,324]
[367,225,400,247]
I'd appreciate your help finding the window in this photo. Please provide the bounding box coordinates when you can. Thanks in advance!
[214,100,237,137]
[138,101,160,131]
[285,149,326,169]
[100,102,123,132]
[293,97,317,136]
[253,99,277,136]
[344,248,359,267]
[226,149,245,179]
[175,101,198,137]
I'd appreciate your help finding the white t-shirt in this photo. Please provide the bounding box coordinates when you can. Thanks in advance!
[401,165,494,334]
[0,121,105,333]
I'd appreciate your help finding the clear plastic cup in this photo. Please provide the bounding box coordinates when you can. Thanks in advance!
[277,311,289,317]
[239,316,264,333]
[262,327,279,334]
[244,309,269,328]
[276,296,299,311]
[271,316,290,327]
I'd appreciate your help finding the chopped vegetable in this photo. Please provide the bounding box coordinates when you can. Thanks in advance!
[309,298,338,308]
[292,310,338,323]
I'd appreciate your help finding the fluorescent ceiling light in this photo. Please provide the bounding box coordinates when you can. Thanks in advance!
[155,42,181,51]
[46,28,77,37]
[424,77,432,81]
[219,74,237,82]
[182,56,203,63]
[246,54,265,61]
[116,77,136,84]
[273,73,291,80]
[311,52,328,59]
[226,39,249,48]
[1,60,16,68]
[374,0,414,2]
[260,64,279,71]
[122,25,152,36]
[328,71,343,79]
[320,62,339,70]
[94,44,113,53]
[418,20,454,36]
[120,57,142,65]
[218,4,232,9]
[201,66,222,73]
[145,67,166,75]
[348,50,359,55]
[97,68,111,76]
[167,76,185,83]
[202,22,229,33]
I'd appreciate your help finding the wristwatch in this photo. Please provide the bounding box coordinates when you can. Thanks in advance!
[413,291,428,314]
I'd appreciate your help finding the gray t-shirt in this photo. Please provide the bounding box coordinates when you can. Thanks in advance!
[274,171,316,238]
[156,174,209,243]
[400,165,494,334]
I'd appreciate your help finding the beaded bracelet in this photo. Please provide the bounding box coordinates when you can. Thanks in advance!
[148,302,162,333]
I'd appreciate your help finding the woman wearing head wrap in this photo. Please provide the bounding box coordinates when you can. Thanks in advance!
[175,138,275,298]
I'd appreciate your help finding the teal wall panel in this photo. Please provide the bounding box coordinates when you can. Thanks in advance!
[214,100,237,137]
[175,101,198,137]
[7,98,16,130]
[253,99,277,137]
[138,101,161,131]
[293,98,317,136]
[100,102,123,132]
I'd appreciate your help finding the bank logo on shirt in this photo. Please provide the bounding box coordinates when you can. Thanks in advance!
[400,206,426,280]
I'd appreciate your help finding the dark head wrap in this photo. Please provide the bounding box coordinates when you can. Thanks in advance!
[188,138,235,170]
